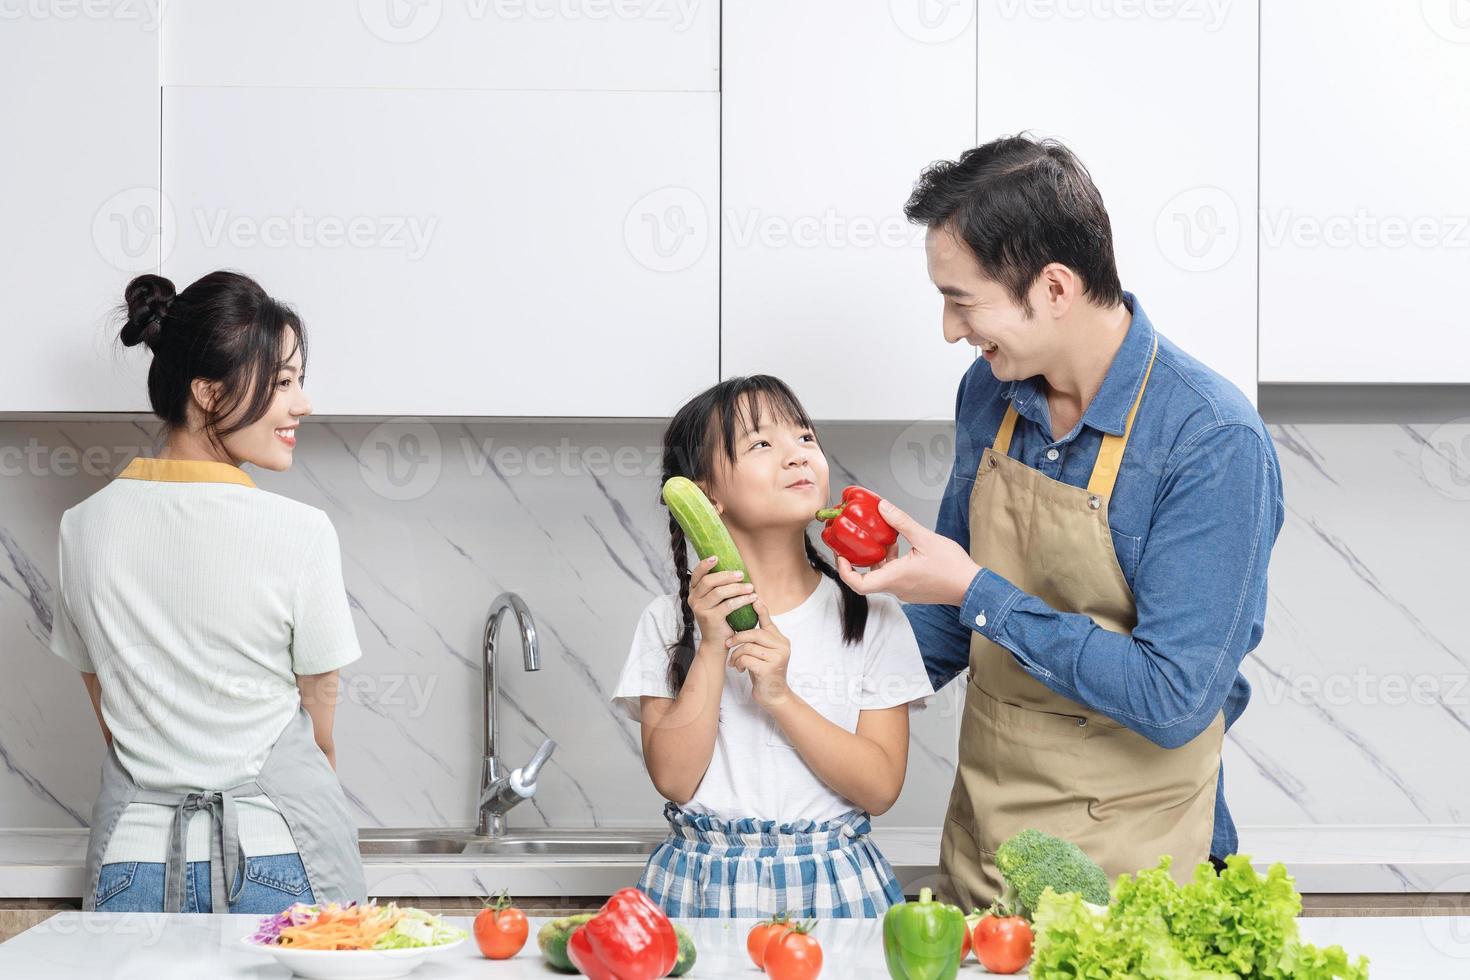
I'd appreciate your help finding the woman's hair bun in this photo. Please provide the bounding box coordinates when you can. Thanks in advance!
[119,274,178,350]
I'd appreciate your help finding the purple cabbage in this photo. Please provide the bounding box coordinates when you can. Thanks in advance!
[249,902,321,945]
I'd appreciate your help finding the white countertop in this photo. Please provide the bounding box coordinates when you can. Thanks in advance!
[0,910,1463,979]
[3,825,1469,899]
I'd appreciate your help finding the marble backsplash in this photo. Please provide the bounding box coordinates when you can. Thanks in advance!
[1,417,1467,848]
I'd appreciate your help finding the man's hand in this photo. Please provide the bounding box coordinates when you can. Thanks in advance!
[836,498,981,606]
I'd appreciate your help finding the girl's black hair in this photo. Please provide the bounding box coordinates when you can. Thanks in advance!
[118,271,306,451]
[660,375,869,694]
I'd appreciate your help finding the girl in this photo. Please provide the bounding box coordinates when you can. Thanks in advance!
[50,271,366,914]
[612,376,934,918]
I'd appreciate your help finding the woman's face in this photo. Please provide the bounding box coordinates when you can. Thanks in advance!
[215,339,312,472]
[705,398,830,534]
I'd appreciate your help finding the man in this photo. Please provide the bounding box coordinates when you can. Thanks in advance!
[837,135,1284,910]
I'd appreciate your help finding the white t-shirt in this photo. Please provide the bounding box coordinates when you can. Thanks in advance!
[50,457,363,863]
[611,574,934,825]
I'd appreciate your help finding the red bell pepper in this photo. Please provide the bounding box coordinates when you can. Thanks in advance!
[566,887,678,980]
[817,485,897,567]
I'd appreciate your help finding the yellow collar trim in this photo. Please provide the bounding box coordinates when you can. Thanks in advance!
[118,457,256,488]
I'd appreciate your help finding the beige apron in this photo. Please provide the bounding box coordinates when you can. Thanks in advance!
[937,339,1224,911]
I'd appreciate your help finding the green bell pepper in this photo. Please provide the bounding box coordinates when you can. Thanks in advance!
[882,887,968,980]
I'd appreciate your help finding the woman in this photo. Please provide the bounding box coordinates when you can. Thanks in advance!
[50,271,366,914]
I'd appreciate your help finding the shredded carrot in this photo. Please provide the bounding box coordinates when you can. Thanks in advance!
[276,903,403,950]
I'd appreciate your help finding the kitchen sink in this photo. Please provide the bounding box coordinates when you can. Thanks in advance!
[358,828,668,861]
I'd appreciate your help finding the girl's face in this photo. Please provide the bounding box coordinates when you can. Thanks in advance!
[214,339,312,472]
[705,399,829,533]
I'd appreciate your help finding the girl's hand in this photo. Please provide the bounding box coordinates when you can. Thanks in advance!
[726,598,792,708]
[688,555,757,648]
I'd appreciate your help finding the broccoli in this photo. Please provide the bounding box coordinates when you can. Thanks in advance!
[994,829,1111,918]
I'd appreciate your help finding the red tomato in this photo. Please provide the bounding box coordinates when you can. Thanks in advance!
[960,910,983,962]
[746,916,793,970]
[764,925,822,980]
[972,913,1033,975]
[473,891,529,960]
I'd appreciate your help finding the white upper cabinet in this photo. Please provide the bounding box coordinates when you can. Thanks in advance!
[1,13,159,412]
[161,0,718,92]
[974,1,1259,403]
[1260,2,1470,383]
[720,1,978,421]
[163,87,718,417]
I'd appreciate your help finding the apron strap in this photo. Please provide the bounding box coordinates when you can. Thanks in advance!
[991,402,1021,458]
[133,780,263,913]
[988,336,1159,499]
[1087,336,1159,499]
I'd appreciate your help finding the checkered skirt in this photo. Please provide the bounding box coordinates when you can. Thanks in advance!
[638,801,904,918]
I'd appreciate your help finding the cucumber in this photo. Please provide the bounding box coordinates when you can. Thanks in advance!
[661,476,758,631]
[537,913,596,972]
[670,923,697,976]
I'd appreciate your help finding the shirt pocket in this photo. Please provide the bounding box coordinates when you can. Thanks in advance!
[1109,527,1144,586]
[764,717,799,752]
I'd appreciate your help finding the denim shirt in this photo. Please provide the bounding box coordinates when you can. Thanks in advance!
[904,292,1284,858]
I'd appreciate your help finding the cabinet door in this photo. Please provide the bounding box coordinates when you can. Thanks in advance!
[163,87,718,416]
[161,0,717,93]
[720,1,978,421]
[0,15,159,412]
[975,1,1259,402]
[1260,2,1470,383]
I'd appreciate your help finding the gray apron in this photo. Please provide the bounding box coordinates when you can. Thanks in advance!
[82,706,366,913]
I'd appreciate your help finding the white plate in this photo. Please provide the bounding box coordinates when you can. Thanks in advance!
[240,936,465,979]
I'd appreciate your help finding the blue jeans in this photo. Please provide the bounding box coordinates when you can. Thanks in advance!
[95,852,315,913]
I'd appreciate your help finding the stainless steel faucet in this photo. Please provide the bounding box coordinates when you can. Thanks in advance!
[477,592,557,837]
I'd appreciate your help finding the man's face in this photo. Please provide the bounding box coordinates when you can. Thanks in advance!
[924,224,1048,382]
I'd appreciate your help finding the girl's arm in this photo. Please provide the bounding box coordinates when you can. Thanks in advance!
[296,670,341,769]
[640,560,759,804]
[639,639,728,804]
[764,699,910,816]
[80,672,112,748]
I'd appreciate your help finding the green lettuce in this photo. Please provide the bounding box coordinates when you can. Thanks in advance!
[1030,856,1368,979]
[372,906,468,950]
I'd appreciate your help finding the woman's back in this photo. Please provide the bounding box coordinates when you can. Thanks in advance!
[54,457,359,863]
